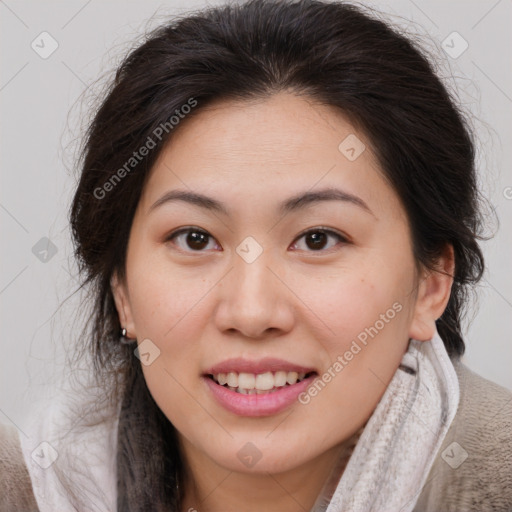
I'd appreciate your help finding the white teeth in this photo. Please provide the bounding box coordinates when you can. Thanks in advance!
[212,369,311,393]
[238,373,256,390]
[226,372,238,388]
[274,371,287,387]
[255,372,275,390]
[286,371,299,385]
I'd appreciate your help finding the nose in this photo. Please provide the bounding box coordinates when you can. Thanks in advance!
[213,247,295,339]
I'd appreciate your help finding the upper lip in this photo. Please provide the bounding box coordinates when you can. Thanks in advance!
[204,357,317,375]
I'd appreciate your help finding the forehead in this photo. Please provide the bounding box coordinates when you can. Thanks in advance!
[158,92,370,165]
[140,92,403,222]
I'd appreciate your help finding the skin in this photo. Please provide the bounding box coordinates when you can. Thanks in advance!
[111,91,454,512]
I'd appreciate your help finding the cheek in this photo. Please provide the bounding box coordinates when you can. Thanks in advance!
[293,283,410,443]
[130,265,211,433]
[127,250,211,342]
[302,262,412,402]
[125,254,212,408]
[306,267,404,351]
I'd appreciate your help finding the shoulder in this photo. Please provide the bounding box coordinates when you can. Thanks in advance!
[0,422,40,512]
[415,359,512,512]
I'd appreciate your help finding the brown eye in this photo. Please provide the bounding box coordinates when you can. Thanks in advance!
[166,228,219,252]
[291,228,348,252]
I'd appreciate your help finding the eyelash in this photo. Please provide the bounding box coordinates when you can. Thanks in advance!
[165,226,349,254]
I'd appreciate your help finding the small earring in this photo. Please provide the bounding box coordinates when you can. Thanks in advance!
[120,327,136,344]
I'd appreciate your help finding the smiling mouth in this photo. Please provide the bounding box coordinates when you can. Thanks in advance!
[207,370,317,394]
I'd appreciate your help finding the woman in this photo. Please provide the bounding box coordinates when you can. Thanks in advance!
[1,0,511,511]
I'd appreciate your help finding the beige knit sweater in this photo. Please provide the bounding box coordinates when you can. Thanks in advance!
[1,358,511,511]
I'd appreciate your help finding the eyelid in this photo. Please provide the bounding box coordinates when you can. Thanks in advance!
[293,226,350,244]
[165,226,209,240]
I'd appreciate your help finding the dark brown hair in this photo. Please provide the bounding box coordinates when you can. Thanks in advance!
[67,0,486,509]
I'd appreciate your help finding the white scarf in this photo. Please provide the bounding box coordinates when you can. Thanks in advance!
[311,330,460,512]
[19,330,459,512]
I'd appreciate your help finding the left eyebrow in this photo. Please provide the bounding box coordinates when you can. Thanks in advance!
[279,187,374,217]
[148,187,374,217]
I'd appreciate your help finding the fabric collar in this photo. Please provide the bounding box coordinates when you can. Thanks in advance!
[310,330,460,512]
[19,372,120,511]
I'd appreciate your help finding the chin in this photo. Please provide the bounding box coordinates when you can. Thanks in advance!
[202,437,315,475]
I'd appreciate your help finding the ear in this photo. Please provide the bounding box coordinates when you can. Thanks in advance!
[409,244,455,341]
[111,270,137,339]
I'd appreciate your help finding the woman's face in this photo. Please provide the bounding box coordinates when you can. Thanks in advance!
[112,92,451,477]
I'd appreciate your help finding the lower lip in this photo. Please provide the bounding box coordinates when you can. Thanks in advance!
[203,374,317,417]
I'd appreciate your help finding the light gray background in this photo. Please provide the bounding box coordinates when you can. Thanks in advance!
[1,0,511,432]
